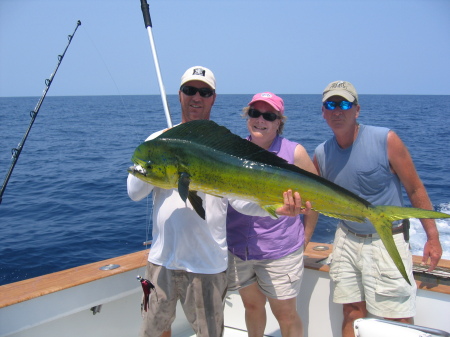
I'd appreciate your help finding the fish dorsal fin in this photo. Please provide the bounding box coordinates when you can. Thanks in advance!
[158,120,294,169]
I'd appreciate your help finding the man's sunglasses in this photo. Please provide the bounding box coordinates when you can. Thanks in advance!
[248,108,280,122]
[323,101,354,110]
[180,85,215,98]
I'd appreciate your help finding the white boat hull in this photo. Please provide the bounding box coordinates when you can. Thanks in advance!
[1,244,449,337]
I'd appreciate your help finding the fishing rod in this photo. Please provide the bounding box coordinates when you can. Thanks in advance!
[0,20,81,205]
[140,0,173,128]
[139,0,173,250]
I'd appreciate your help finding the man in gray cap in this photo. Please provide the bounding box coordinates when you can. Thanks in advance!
[313,80,442,337]
[128,66,306,337]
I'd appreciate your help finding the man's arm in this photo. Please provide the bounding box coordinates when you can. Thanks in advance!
[387,130,442,271]
[293,145,319,247]
[127,130,166,201]
[127,174,154,201]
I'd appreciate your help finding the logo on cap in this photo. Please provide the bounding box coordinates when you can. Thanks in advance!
[192,68,206,77]
[260,93,273,98]
[330,81,348,89]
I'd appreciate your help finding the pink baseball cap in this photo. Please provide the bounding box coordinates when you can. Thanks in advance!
[248,92,284,114]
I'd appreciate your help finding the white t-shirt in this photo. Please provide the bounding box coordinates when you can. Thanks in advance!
[127,128,270,274]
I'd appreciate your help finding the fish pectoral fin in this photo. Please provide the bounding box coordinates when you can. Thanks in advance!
[178,172,191,203]
[188,191,205,220]
[178,172,206,220]
[263,205,279,219]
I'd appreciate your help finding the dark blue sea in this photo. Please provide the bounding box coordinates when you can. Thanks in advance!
[1,94,449,286]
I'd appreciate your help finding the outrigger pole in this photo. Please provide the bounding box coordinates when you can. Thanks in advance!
[140,0,173,128]
[0,20,81,205]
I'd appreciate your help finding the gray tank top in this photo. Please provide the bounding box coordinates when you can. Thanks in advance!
[314,124,404,234]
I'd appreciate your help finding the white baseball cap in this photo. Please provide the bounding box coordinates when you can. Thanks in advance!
[180,66,216,89]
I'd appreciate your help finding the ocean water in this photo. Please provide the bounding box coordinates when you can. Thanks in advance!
[0,94,449,286]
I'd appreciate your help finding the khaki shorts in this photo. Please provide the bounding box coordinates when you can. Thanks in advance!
[227,247,304,300]
[328,224,417,318]
[139,262,227,337]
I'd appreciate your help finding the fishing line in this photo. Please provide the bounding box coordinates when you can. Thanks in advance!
[144,194,153,248]
[83,11,157,267]
[80,24,143,143]
[0,20,81,205]
[82,20,156,247]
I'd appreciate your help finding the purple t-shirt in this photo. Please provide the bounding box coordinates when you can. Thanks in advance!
[226,135,304,260]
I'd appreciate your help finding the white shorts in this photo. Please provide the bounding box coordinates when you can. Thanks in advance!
[227,247,304,300]
[328,224,417,318]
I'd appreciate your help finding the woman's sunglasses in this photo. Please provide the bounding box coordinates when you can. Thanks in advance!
[248,108,280,122]
[180,85,215,98]
[323,101,354,110]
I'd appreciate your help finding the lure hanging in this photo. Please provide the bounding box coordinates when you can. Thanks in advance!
[137,275,157,312]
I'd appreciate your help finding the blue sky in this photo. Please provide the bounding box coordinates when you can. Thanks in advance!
[0,0,449,97]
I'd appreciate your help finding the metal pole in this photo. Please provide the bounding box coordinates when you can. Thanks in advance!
[140,0,173,128]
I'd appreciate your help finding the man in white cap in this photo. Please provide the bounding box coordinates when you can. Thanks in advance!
[313,80,442,337]
[128,66,306,337]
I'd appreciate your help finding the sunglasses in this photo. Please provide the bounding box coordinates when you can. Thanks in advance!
[180,85,215,98]
[323,101,354,110]
[248,108,280,122]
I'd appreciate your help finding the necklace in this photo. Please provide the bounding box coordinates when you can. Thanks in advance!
[354,124,360,141]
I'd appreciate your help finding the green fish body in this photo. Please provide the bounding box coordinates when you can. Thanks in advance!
[128,120,450,285]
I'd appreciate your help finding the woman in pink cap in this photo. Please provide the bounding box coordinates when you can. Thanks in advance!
[226,92,319,337]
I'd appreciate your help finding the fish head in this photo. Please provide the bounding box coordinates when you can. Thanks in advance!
[128,140,179,189]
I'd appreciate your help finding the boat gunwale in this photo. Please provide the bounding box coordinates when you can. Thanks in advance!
[1,243,449,309]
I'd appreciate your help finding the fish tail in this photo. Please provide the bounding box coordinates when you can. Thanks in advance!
[369,205,450,285]
[369,211,411,285]
[375,205,450,222]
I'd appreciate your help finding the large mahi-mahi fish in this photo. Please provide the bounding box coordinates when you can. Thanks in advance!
[128,120,450,285]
